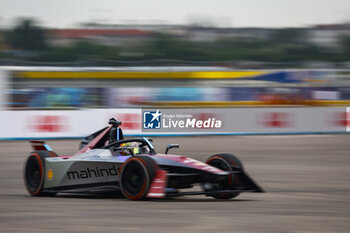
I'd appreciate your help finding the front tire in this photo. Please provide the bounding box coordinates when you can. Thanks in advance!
[119,156,157,200]
[24,150,57,196]
[206,153,243,199]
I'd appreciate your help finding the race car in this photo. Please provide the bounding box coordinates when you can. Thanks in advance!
[24,118,264,200]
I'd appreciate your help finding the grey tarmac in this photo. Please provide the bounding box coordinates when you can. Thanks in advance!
[0,135,349,233]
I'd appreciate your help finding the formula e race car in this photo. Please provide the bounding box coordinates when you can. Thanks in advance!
[24,118,264,200]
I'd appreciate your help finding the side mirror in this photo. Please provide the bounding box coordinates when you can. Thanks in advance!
[165,144,179,154]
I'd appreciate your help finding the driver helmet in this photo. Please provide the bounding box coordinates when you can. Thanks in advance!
[120,142,139,155]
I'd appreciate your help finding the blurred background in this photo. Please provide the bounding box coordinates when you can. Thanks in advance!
[0,0,349,139]
[0,0,350,110]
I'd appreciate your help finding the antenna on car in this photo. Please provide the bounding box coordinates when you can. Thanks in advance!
[108,118,124,141]
[108,118,122,127]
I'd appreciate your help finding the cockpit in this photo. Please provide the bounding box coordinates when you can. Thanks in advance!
[78,118,156,157]
[103,138,156,156]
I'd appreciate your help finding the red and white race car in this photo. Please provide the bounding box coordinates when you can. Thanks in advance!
[24,118,264,200]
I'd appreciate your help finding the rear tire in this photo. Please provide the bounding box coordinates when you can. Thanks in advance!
[206,153,243,199]
[119,156,157,200]
[24,150,57,196]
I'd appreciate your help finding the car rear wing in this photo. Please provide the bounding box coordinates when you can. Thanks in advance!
[30,140,53,151]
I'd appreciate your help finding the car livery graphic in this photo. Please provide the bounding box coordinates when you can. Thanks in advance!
[24,118,264,200]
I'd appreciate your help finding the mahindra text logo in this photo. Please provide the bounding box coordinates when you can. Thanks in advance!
[263,112,290,128]
[67,165,118,180]
[28,115,68,132]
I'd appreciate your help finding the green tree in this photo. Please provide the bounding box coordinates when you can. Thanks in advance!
[342,36,350,59]
[271,28,305,45]
[6,18,47,51]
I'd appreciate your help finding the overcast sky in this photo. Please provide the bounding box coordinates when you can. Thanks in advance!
[0,0,349,28]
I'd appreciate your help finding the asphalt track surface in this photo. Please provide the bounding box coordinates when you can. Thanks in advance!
[0,135,349,233]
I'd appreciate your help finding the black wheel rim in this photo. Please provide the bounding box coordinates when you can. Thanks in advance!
[122,161,146,196]
[25,156,42,192]
[208,159,231,171]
